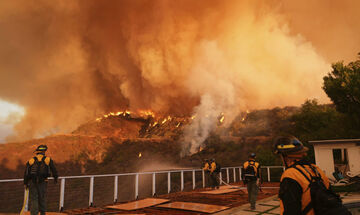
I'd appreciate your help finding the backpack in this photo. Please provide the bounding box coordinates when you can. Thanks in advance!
[293,165,351,215]
[30,156,50,182]
[244,160,258,180]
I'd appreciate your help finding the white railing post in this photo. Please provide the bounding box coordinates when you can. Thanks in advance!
[239,167,242,181]
[24,187,29,211]
[135,174,139,200]
[267,167,271,182]
[181,171,184,191]
[152,173,156,196]
[192,170,196,190]
[89,177,94,207]
[167,172,171,193]
[59,178,65,211]
[219,171,222,185]
[226,168,229,183]
[233,168,236,182]
[114,176,118,203]
[202,170,205,188]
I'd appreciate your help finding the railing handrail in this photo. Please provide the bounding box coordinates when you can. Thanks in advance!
[0,165,284,182]
[0,165,284,212]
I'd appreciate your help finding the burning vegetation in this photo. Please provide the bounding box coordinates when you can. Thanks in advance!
[73,109,232,140]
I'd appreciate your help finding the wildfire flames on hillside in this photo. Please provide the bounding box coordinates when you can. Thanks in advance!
[77,109,235,140]
[0,0,359,157]
[70,108,251,155]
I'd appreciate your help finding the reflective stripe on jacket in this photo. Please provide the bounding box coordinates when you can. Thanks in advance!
[280,164,330,215]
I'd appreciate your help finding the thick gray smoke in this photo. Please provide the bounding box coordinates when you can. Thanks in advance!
[0,0,359,146]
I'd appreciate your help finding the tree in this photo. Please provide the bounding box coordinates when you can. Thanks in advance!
[288,99,360,161]
[323,54,360,125]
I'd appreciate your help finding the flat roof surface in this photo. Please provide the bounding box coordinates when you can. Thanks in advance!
[309,139,360,145]
[105,198,169,210]
[156,201,229,213]
[64,182,280,215]
[199,189,239,194]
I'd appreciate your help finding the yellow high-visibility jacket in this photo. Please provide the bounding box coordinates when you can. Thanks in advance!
[203,162,210,171]
[280,164,329,215]
[210,162,216,173]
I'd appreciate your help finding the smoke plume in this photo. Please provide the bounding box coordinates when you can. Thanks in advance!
[0,0,359,146]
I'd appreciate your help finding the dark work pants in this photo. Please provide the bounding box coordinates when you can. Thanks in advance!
[246,180,259,208]
[29,181,47,215]
[204,171,210,187]
[210,172,219,188]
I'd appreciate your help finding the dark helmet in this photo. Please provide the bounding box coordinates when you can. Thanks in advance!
[249,153,256,158]
[34,144,48,153]
[210,158,215,162]
[204,159,209,162]
[273,136,308,155]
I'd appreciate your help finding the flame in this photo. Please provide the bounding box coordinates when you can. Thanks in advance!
[219,113,225,123]
[152,122,158,127]
[138,152,142,158]
[199,146,204,152]
[139,110,155,118]
[191,115,196,120]
[176,122,181,127]
[241,117,245,121]
[162,118,167,124]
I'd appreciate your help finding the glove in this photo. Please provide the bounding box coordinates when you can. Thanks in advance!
[54,177,58,184]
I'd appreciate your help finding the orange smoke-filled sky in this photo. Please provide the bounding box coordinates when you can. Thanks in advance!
[0,0,359,142]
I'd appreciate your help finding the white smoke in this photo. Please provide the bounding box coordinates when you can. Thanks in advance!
[182,41,238,155]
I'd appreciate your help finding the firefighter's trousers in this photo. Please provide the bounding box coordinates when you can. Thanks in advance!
[246,180,258,208]
[29,181,47,215]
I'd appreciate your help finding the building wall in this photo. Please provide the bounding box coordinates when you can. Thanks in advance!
[313,142,359,180]
[347,146,360,174]
[314,147,334,179]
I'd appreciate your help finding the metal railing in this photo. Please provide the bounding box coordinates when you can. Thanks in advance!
[0,166,284,212]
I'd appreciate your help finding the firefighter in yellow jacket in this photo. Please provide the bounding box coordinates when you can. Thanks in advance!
[274,136,329,215]
[243,153,261,210]
[202,159,210,187]
[24,145,58,215]
[209,158,220,189]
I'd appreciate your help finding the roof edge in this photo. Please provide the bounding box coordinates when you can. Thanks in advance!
[309,139,360,145]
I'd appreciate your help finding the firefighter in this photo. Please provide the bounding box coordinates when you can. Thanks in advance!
[274,136,331,215]
[202,159,210,187]
[243,153,261,210]
[209,158,220,189]
[24,145,58,215]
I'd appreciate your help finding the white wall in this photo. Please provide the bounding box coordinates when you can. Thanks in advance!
[314,143,360,179]
[347,146,360,173]
[314,147,334,179]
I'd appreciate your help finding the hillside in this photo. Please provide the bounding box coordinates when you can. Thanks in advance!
[0,107,299,179]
